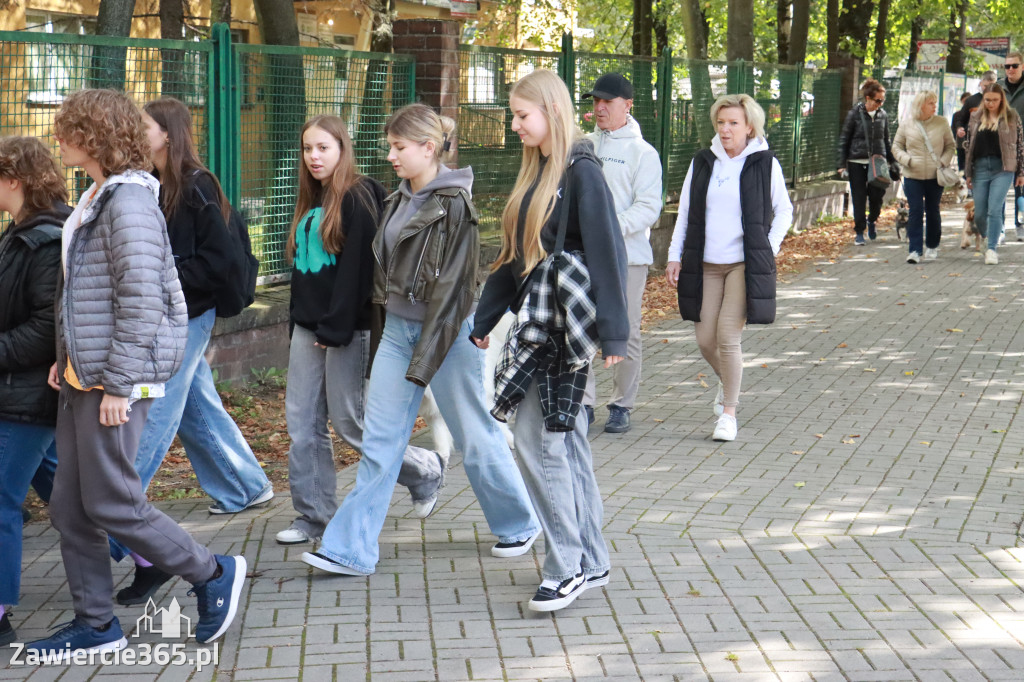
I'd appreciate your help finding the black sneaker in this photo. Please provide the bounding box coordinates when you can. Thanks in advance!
[604,405,631,433]
[585,570,610,590]
[116,564,174,606]
[491,530,541,558]
[0,611,15,645]
[867,221,877,240]
[528,572,586,612]
[854,232,866,246]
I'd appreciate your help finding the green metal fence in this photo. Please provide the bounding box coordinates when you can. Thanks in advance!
[0,30,211,203]
[0,27,414,282]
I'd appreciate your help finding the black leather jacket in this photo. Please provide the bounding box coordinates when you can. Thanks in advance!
[837,102,896,168]
[371,186,479,386]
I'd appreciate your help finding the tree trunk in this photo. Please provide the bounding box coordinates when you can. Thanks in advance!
[680,0,713,144]
[653,0,668,56]
[210,0,231,25]
[368,0,395,53]
[727,0,754,62]
[946,0,967,74]
[680,0,708,59]
[159,0,185,99]
[826,0,839,66]
[836,0,873,60]
[906,13,925,70]
[873,0,889,65]
[90,0,137,89]
[789,0,809,65]
[777,0,791,65]
[633,0,653,56]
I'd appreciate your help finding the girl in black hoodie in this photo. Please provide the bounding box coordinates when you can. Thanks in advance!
[0,136,71,645]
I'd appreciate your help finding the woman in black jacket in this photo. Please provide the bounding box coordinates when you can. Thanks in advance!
[837,78,898,245]
[0,136,71,645]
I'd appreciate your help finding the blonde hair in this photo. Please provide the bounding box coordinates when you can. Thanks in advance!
[495,69,582,275]
[710,94,766,140]
[54,89,152,176]
[383,103,456,165]
[910,91,938,121]
[288,115,370,260]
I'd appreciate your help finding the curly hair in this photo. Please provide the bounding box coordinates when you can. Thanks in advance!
[0,136,68,221]
[54,89,152,176]
[860,78,885,99]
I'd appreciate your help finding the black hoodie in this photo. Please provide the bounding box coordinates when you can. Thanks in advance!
[473,140,629,357]
[0,202,70,426]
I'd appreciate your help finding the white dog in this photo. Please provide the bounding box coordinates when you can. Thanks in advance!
[419,311,515,464]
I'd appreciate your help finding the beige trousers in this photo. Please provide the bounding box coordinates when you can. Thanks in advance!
[694,262,746,408]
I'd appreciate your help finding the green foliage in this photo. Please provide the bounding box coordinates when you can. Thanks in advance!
[251,366,287,389]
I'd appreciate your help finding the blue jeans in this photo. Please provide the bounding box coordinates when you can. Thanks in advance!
[317,315,540,574]
[972,156,1015,251]
[0,420,56,604]
[109,307,271,561]
[903,177,944,254]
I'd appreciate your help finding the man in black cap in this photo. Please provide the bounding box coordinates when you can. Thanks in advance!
[581,73,663,434]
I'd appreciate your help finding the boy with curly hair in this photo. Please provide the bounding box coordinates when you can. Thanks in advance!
[22,89,246,658]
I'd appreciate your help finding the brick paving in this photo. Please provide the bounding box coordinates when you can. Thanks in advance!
[5,200,1024,680]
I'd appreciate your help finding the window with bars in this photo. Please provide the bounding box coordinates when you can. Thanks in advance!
[23,12,96,105]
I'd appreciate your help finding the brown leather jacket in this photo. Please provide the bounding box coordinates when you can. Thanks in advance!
[371,186,479,386]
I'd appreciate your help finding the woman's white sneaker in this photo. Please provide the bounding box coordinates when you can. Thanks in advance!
[712,414,737,442]
[924,247,938,260]
[985,249,998,265]
[276,526,318,545]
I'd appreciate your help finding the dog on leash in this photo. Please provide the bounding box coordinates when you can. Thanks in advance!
[959,200,981,250]
[419,312,515,464]
[954,177,970,203]
[894,198,909,241]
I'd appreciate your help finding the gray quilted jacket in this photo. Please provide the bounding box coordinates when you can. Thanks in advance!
[57,170,187,397]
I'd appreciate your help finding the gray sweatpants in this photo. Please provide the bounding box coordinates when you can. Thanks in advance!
[584,264,647,410]
[50,386,216,627]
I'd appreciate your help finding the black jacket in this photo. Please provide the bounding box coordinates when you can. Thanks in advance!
[677,150,778,325]
[372,179,478,386]
[837,102,896,168]
[163,170,235,318]
[291,177,386,347]
[473,140,629,358]
[0,203,70,426]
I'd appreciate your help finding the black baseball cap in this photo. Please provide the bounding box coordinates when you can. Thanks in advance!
[583,73,633,100]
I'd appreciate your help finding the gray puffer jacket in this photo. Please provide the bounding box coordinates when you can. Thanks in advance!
[57,171,187,397]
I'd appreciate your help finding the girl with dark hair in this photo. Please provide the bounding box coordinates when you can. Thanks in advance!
[0,136,70,645]
[964,83,1024,264]
[837,78,898,245]
[276,114,445,547]
[101,97,274,606]
[300,104,539,576]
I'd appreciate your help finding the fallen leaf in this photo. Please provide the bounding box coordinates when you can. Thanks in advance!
[993,429,1007,433]
[819,329,830,333]
[920,441,931,445]
[661,339,668,344]
[960,392,965,397]
[653,418,664,423]
[814,433,824,439]
[847,434,861,438]
[864,368,877,372]
[760,363,768,368]
[946,328,963,333]
[904,371,915,376]
[842,438,856,444]
[791,450,805,455]
[698,379,709,389]
[837,343,848,348]
[897,302,906,306]
[794,482,806,488]
[969,304,979,309]
[949,273,962,277]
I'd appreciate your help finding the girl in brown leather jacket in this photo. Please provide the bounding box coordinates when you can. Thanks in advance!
[300,104,540,578]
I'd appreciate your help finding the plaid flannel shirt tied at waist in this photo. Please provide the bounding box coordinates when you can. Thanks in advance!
[491,250,600,432]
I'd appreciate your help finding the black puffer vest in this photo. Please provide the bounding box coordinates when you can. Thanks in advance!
[677,148,778,325]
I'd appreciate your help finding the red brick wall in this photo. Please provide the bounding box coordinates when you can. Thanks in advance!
[392,19,461,123]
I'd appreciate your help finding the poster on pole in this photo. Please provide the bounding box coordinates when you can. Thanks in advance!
[967,37,1011,71]
[916,40,947,72]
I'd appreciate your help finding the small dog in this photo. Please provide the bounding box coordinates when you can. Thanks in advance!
[959,200,981,250]
[954,177,970,203]
[895,198,909,242]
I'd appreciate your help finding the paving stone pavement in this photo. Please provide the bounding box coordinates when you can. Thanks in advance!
[5,201,1024,681]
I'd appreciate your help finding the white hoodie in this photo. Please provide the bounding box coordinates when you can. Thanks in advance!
[586,115,663,265]
[667,135,793,264]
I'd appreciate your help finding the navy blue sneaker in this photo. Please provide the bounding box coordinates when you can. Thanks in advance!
[24,617,127,661]
[190,554,247,644]
[604,405,631,433]
[854,232,866,245]
[867,221,877,240]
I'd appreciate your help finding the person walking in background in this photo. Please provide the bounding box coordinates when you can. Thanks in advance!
[951,92,970,173]
[0,136,70,645]
[997,52,1024,239]
[25,89,245,657]
[579,73,662,435]
[955,71,998,143]
[964,83,1024,265]
[665,94,793,443]
[101,97,274,607]
[301,104,540,576]
[837,78,897,245]
[472,69,629,612]
[277,114,444,548]
[892,91,956,263]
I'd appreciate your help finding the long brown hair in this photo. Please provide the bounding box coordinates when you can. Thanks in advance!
[495,69,582,275]
[0,136,68,221]
[288,115,368,260]
[978,83,1016,131]
[143,97,230,223]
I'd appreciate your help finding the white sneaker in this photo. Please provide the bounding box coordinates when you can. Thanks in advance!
[906,251,921,264]
[924,248,938,260]
[276,526,318,545]
[713,381,724,416]
[985,249,998,265]
[208,487,274,515]
[412,496,438,519]
[712,414,737,442]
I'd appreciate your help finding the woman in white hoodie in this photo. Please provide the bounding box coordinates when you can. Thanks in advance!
[664,95,793,442]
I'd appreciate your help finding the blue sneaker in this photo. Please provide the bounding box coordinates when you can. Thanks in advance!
[190,554,247,644]
[24,616,127,661]
[854,232,866,245]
